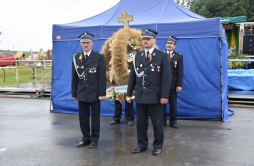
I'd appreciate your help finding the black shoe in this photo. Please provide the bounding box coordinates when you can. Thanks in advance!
[152,149,161,155]
[76,141,89,147]
[89,142,97,148]
[132,147,147,154]
[170,124,179,129]
[127,121,133,126]
[110,120,120,125]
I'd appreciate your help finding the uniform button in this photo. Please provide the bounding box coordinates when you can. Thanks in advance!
[144,74,146,76]
[144,68,146,70]
[144,87,146,89]
[86,84,88,86]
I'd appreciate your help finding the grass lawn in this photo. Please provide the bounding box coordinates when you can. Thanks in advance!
[0,66,52,87]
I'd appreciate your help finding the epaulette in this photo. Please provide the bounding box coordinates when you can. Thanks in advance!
[135,51,143,57]
[157,49,165,53]
[73,52,82,58]
[94,51,102,54]
[136,50,143,55]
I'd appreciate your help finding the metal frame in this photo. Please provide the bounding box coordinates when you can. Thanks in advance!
[235,22,254,54]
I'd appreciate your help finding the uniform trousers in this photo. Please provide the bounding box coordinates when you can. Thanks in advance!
[164,89,177,125]
[136,103,164,149]
[113,100,134,122]
[78,100,100,143]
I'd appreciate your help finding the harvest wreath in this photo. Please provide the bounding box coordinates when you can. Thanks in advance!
[101,28,143,102]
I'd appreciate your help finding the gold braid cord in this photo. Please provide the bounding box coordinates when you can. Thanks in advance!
[101,28,143,86]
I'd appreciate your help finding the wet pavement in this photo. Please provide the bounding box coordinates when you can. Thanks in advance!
[0,82,51,98]
[0,98,254,166]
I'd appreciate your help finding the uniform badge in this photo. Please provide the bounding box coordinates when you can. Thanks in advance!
[150,64,154,71]
[77,66,79,68]
[136,68,139,71]
[81,66,84,69]
[174,61,177,68]
[140,64,143,67]
[94,67,96,73]
[157,66,160,72]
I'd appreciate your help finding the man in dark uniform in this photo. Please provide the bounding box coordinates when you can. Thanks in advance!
[163,36,184,129]
[72,31,106,148]
[109,100,134,126]
[126,28,172,155]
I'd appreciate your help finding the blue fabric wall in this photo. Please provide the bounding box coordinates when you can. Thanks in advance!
[51,37,229,121]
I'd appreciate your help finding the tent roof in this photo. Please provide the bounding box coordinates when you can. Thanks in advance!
[64,0,204,26]
[52,0,225,41]
[221,16,247,24]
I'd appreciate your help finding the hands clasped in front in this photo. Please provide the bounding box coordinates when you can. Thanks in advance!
[98,96,106,101]
[160,98,168,104]
[126,96,135,103]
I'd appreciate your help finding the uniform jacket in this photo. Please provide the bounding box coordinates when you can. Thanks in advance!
[165,50,183,89]
[71,50,106,102]
[127,48,172,104]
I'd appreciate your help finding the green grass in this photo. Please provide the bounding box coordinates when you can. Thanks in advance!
[0,66,52,87]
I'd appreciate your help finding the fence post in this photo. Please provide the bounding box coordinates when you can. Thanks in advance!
[33,61,37,82]
[41,61,45,83]
[3,69,5,82]
[15,67,18,82]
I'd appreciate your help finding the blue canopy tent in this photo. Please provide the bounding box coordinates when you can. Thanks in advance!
[52,0,232,122]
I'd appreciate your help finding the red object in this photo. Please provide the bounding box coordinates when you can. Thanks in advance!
[79,55,83,63]
[250,27,253,34]
[118,95,124,100]
[0,52,17,66]
[31,54,34,60]
[149,55,153,62]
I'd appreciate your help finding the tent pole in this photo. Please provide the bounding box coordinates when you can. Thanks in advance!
[219,37,223,121]
[50,62,53,113]
[239,23,245,54]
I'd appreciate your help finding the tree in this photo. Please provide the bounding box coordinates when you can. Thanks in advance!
[175,0,194,9]
[189,0,254,21]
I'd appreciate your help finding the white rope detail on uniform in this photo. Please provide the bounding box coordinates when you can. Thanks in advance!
[73,55,85,80]
[133,53,144,78]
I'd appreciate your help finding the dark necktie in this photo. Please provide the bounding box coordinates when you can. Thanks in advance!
[84,54,88,59]
[146,51,150,61]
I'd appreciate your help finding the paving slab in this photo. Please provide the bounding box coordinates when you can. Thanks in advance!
[0,98,254,166]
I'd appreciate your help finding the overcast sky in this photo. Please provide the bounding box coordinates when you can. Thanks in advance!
[0,0,120,52]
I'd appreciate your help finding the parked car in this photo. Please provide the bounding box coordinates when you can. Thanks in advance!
[0,52,17,67]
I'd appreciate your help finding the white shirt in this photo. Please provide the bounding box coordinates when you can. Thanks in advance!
[145,48,155,58]
[83,50,91,57]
